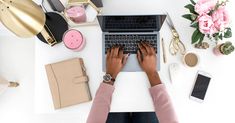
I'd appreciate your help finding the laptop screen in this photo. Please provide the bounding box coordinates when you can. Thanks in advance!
[97,15,166,32]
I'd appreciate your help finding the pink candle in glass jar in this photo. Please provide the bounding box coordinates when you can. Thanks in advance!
[65,6,86,23]
[63,29,85,51]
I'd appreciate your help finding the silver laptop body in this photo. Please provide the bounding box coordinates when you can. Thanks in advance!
[97,15,166,72]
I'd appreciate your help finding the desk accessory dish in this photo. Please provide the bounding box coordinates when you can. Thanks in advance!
[45,58,91,109]
[183,0,232,47]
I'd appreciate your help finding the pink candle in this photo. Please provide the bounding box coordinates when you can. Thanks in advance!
[63,29,85,51]
[66,6,86,23]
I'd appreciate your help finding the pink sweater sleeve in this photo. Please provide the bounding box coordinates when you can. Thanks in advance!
[87,83,115,123]
[87,83,178,123]
[150,84,179,123]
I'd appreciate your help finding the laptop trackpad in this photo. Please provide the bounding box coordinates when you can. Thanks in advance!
[103,54,159,72]
[122,54,142,72]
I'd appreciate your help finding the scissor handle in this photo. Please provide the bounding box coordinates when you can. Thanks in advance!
[169,39,178,55]
[177,40,186,55]
[172,29,179,38]
[169,37,186,56]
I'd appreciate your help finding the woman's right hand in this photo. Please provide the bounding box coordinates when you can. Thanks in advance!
[137,42,161,86]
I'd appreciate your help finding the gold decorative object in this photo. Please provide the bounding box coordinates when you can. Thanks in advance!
[0,0,45,37]
[66,0,102,26]
[0,76,19,95]
[0,0,57,46]
[195,42,209,49]
[68,0,101,13]
[166,12,186,56]
[9,81,19,87]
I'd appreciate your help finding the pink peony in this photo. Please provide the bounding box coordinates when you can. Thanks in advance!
[195,0,217,14]
[212,7,229,31]
[198,14,218,34]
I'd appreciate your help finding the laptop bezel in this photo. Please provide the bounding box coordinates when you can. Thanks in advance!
[97,14,166,32]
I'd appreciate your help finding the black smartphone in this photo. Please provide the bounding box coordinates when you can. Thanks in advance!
[190,71,212,103]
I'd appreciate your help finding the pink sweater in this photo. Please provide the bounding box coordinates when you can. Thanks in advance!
[87,83,179,123]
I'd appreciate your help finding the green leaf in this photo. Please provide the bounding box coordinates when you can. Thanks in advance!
[192,29,203,44]
[182,14,193,21]
[224,28,232,38]
[214,35,219,41]
[219,34,223,40]
[190,0,196,5]
[184,4,197,14]
[190,22,199,28]
[190,14,197,21]
[199,34,205,44]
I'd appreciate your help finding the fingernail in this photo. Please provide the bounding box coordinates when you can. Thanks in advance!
[125,53,130,58]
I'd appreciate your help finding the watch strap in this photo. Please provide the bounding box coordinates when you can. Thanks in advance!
[111,78,115,82]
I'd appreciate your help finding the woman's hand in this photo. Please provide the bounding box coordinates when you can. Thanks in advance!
[106,46,129,79]
[137,42,157,74]
[137,42,161,86]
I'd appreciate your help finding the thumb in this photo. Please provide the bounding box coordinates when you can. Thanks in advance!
[137,50,142,65]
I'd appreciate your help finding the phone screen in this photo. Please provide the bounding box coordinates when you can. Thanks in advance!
[191,74,211,100]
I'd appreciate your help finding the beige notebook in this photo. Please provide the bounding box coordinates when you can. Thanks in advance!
[45,58,91,109]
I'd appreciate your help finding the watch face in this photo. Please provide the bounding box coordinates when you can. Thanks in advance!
[103,74,112,82]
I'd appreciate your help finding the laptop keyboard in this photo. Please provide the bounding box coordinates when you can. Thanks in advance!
[105,34,158,54]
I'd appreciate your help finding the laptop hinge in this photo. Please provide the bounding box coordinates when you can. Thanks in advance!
[108,30,156,33]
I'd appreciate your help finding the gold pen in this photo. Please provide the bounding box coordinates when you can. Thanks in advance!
[161,38,167,64]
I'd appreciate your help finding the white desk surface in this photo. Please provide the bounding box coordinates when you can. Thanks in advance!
[1,0,235,123]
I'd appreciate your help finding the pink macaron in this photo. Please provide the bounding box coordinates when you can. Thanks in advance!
[63,29,85,51]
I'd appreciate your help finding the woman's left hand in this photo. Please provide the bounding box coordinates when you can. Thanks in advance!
[106,46,129,79]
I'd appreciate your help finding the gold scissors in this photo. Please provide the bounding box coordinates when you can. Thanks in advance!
[166,13,186,55]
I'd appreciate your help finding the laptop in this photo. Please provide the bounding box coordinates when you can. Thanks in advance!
[97,15,166,72]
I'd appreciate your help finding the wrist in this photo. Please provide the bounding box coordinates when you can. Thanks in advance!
[146,71,161,86]
[146,70,157,77]
[106,71,117,79]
